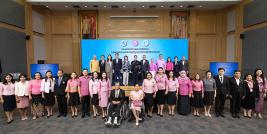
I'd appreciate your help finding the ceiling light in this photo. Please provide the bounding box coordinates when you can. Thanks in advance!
[179,5,183,8]
[160,5,164,8]
[65,5,68,8]
[142,5,145,8]
[104,5,107,8]
[45,5,49,8]
[199,5,203,8]
[84,5,87,8]
[122,5,126,8]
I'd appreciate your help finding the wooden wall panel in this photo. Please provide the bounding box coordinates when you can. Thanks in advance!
[51,12,73,34]
[195,11,217,34]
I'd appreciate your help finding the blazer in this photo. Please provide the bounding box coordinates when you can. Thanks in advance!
[99,60,106,73]
[110,89,125,103]
[112,58,122,71]
[243,81,259,98]
[54,75,69,95]
[105,61,113,73]
[229,77,244,97]
[140,59,150,72]
[131,60,141,73]
[178,60,189,72]
[214,75,230,95]
[173,61,180,73]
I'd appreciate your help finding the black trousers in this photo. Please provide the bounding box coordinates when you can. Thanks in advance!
[230,95,241,115]
[113,69,121,83]
[81,95,91,114]
[56,94,67,115]
[132,72,139,85]
[108,103,121,117]
[215,94,226,114]
[141,71,147,81]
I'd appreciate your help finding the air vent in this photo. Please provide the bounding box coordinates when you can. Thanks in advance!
[93,5,98,8]
[72,5,80,8]
[149,5,157,8]
[111,5,119,8]
[169,5,175,8]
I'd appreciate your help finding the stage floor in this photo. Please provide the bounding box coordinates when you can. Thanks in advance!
[1,101,267,134]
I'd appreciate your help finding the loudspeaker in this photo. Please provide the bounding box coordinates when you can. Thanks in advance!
[25,35,30,40]
[37,60,45,64]
[240,34,244,39]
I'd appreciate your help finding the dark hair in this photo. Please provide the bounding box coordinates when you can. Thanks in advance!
[174,56,178,60]
[193,73,201,81]
[218,68,225,72]
[34,72,42,79]
[101,72,108,81]
[158,67,164,71]
[167,57,171,63]
[234,70,241,74]
[134,55,137,58]
[82,68,88,71]
[206,70,212,75]
[91,71,98,82]
[253,69,265,85]
[101,55,105,58]
[18,73,28,82]
[146,72,153,79]
[115,53,119,56]
[58,69,64,73]
[107,54,112,61]
[45,70,53,82]
[124,55,128,61]
[70,72,78,80]
[168,71,175,81]
[159,54,162,56]
[2,74,15,85]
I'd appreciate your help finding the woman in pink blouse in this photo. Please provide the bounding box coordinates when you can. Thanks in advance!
[166,71,179,116]
[89,71,101,118]
[191,73,204,117]
[130,84,144,126]
[165,57,174,76]
[149,58,157,78]
[28,72,44,120]
[99,72,111,119]
[177,70,192,115]
[66,72,80,118]
[155,67,168,117]
[0,74,16,124]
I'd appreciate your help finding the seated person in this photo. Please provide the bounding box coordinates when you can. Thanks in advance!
[129,84,144,126]
[105,82,125,126]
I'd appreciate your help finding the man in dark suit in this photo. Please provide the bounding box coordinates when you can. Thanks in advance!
[229,70,243,118]
[179,56,189,75]
[99,55,106,77]
[140,55,149,81]
[105,82,125,126]
[112,53,122,85]
[214,68,229,117]
[54,69,69,117]
[131,55,141,85]
[173,56,180,77]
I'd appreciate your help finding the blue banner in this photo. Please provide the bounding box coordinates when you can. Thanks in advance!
[30,64,59,78]
[210,62,239,76]
[81,39,188,71]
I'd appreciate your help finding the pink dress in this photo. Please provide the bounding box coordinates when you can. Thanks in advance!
[130,90,144,111]
[155,74,168,90]
[166,62,174,71]
[15,81,30,108]
[99,79,111,107]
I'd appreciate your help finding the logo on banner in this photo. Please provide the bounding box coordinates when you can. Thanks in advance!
[132,40,139,47]
[121,40,127,47]
[143,40,150,47]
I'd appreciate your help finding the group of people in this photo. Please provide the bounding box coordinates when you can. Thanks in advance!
[89,53,189,86]
[0,53,266,127]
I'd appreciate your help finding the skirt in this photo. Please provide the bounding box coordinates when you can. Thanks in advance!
[92,94,99,106]
[144,93,154,107]
[32,94,44,106]
[68,92,80,106]
[177,95,191,115]
[204,91,215,105]
[242,97,255,109]
[2,95,16,111]
[193,91,203,108]
[17,96,29,109]
[156,90,166,105]
[167,91,177,105]
[44,92,55,106]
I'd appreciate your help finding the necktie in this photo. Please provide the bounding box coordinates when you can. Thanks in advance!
[220,76,223,83]
[58,77,62,85]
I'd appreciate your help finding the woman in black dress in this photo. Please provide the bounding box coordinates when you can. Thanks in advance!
[242,74,259,118]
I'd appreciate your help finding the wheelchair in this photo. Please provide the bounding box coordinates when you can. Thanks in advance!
[127,101,146,123]
[105,101,130,127]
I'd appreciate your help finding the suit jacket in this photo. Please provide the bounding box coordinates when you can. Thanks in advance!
[110,89,125,103]
[173,61,179,73]
[214,75,230,95]
[178,60,189,72]
[140,59,149,72]
[112,58,122,71]
[54,75,69,95]
[131,60,141,73]
[105,61,113,73]
[99,60,106,73]
[243,81,259,98]
[229,77,244,97]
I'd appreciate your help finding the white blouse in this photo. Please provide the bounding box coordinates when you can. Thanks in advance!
[15,81,29,96]
[41,78,55,93]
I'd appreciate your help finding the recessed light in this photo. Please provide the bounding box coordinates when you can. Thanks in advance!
[104,5,107,8]
[179,5,183,8]
[45,5,49,8]
[84,5,87,8]
[65,5,68,8]
[122,5,126,8]
[160,5,164,8]
[199,5,203,8]
[142,5,145,8]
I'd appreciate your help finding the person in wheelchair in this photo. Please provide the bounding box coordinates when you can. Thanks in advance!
[129,84,144,126]
[105,82,125,126]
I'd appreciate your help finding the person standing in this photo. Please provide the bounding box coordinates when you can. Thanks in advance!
[179,56,189,75]
[191,73,204,117]
[89,71,101,118]
[254,69,267,119]
[15,74,30,120]
[41,71,55,118]
[165,57,174,76]
[173,56,180,78]
[149,58,157,78]
[99,55,106,77]
[131,55,141,85]
[99,72,111,119]
[213,68,229,118]
[177,70,192,115]
[140,55,149,81]
[142,72,157,118]
[112,53,122,84]
[155,67,168,117]
[90,55,100,73]
[203,71,216,117]
[166,71,179,116]
[229,70,243,118]
[54,69,68,117]
[0,74,16,124]
[122,55,131,86]
[242,74,259,118]
[79,69,91,118]
[156,54,166,70]
[105,54,113,83]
